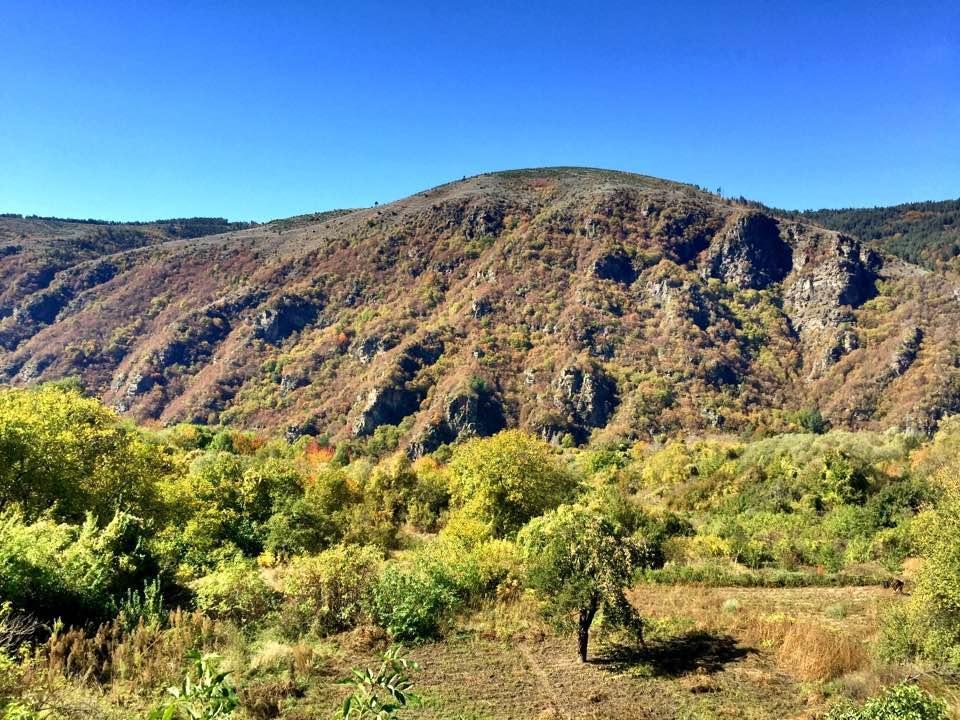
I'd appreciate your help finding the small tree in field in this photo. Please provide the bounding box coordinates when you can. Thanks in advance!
[518,504,644,662]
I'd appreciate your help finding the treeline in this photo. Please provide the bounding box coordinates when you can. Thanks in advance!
[787,198,960,267]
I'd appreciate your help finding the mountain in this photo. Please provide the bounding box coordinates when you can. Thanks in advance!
[2,168,959,452]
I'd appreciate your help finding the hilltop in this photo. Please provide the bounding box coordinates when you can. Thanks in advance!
[1,168,959,451]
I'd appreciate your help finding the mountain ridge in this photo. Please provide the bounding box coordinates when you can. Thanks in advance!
[2,167,959,452]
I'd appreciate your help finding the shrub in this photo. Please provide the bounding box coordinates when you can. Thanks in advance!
[826,682,946,720]
[191,560,277,625]
[281,545,382,635]
[0,386,171,523]
[369,563,458,641]
[0,509,154,622]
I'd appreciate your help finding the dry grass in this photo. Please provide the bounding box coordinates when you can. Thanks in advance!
[36,609,228,689]
[775,622,866,681]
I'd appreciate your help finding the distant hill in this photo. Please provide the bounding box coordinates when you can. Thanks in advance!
[784,198,960,269]
[2,168,960,450]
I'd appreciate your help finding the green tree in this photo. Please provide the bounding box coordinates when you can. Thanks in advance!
[0,386,171,522]
[518,504,645,662]
[449,430,574,537]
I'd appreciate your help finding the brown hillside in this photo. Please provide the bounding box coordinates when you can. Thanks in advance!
[2,168,959,450]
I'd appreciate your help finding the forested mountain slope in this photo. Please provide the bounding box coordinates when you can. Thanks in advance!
[2,169,959,452]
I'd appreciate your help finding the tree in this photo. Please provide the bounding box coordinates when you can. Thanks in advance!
[449,430,575,537]
[0,386,171,522]
[518,504,644,662]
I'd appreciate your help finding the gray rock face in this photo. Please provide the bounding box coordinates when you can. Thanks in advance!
[352,386,421,437]
[351,335,446,437]
[254,294,324,345]
[552,364,618,442]
[705,213,792,290]
[471,297,493,318]
[785,234,881,337]
[888,326,924,379]
[351,335,397,364]
[407,388,506,457]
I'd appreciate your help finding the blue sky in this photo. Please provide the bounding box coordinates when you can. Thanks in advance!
[1,1,957,221]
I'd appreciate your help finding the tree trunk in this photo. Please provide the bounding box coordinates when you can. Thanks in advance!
[577,595,600,663]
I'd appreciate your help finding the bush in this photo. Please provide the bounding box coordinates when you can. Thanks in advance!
[191,559,277,625]
[826,682,946,720]
[281,545,382,635]
[0,509,154,622]
[0,385,171,523]
[369,563,458,641]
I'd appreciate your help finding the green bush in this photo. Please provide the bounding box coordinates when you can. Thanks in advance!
[281,545,382,635]
[369,563,458,641]
[191,559,277,625]
[449,430,575,537]
[826,682,946,720]
[0,509,154,622]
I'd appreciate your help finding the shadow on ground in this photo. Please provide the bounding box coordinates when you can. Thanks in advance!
[593,631,755,677]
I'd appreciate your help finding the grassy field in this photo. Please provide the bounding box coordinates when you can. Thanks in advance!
[231,584,920,720]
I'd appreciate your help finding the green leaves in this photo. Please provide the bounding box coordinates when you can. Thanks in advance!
[449,430,575,537]
[332,646,421,720]
[518,504,645,646]
[147,650,238,720]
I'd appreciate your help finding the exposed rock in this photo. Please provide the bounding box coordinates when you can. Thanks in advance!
[351,334,398,364]
[352,335,446,437]
[705,213,792,289]
[407,387,505,457]
[592,249,636,284]
[464,204,504,239]
[254,294,324,344]
[471,297,493,318]
[827,329,860,365]
[552,364,618,442]
[353,386,422,437]
[785,233,881,344]
[887,327,923,378]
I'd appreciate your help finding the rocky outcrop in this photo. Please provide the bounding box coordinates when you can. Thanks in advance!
[407,387,506,457]
[253,294,324,344]
[786,234,881,335]
[592,249,636,284]
[705,213,792,290]
[352,386,422,437]
[351,334,398,364]
[540,364,619,443]
[352,335,446,437]
[471,297,493,318]
[886,327,924,380]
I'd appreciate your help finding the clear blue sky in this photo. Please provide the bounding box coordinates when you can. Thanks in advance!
[1,1,957,221]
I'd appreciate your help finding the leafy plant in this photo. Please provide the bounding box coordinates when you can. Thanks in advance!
[148,650,238,720]
[826,682,946,720]
[118,577,165,631]
[369,564,457,641]
[333,646,420,720]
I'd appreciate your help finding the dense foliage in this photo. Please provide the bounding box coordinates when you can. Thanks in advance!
[0,383,957,717]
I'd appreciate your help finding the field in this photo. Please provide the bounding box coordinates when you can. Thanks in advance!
[223,584,911,720]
